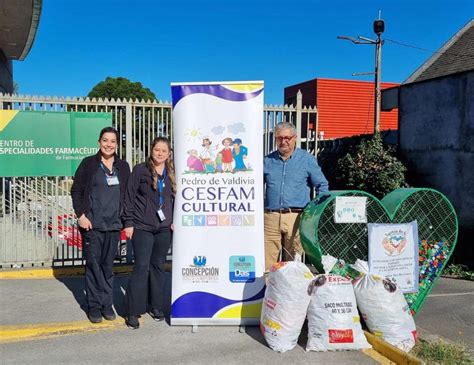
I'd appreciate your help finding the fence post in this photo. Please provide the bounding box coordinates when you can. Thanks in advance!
[314,107,319,156]
[125,102,133,166]
[296,90,302,148]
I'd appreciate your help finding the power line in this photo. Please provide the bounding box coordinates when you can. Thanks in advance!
[385,38,474,60]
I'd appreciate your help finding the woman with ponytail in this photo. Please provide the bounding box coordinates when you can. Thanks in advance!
[122,137,175,329]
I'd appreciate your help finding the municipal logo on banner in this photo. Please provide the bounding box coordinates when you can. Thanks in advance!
[181,256,220,283]
[229,255,255,283]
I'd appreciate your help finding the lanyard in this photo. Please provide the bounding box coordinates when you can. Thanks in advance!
[157,167,167,207]
[99,162,119,186]
[99,161,115,177]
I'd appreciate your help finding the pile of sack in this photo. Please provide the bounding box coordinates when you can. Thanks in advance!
[260,257,417,353]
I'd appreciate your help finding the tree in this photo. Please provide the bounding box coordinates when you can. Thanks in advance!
[87,77,156,101]
[337,135,407,198]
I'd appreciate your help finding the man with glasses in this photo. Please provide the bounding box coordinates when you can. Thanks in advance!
[264,122,329,274]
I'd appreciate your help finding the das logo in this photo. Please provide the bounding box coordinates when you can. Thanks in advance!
[229,255,255,283]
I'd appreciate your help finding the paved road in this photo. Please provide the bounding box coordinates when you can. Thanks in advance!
[415,277,474,351]
[0,273,379,365]
[1,321,378,365]
[1,274,472,364]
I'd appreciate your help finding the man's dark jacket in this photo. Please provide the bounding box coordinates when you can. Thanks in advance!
[71,152,131,219]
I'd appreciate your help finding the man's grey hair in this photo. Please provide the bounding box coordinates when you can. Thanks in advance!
[274,122,297,136]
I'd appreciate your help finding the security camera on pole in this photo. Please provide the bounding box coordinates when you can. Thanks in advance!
[337,11,385,136]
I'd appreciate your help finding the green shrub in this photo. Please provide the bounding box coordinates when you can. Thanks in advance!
[411,338,473,364]
[443,264,474,281]
[337,135,406,199]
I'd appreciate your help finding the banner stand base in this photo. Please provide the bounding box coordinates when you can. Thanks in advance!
[189,324,248,333]
[171,318,260,326]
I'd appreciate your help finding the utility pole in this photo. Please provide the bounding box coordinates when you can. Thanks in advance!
[373,14,384,135]
[337,11,385,136]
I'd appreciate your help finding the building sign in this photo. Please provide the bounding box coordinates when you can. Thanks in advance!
[0,110,111,177]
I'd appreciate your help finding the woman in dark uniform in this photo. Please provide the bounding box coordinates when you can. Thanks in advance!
[71,127,130,323]
[123,136,175,329]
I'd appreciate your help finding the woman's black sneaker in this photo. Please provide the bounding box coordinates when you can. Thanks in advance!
[125,315,140,329]
[102,307,116,321]
[88,310,103,324]
[148,308,165,321]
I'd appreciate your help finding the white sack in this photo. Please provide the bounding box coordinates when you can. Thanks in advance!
[260,261,313,353]
[352,263,417,352]
[306,274,371,351]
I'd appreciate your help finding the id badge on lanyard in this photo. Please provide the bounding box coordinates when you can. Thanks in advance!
[157,208,166,221]
[106,175,119,186]
[101,162,119,186]
[156,167,166,221]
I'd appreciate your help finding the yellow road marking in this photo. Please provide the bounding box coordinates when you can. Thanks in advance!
[0,263,171,280]
[0,319,126,344]
[0,266,131,279]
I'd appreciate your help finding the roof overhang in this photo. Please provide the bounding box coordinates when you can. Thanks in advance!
[0,0,42,60]
[403,19,474,84]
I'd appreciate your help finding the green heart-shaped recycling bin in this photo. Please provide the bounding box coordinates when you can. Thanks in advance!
[300,188,458,315]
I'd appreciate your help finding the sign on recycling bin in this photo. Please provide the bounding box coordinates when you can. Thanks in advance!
[334,196,367,223]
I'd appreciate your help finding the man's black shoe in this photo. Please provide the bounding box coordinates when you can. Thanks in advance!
[102,307,116,321]
[88,310,103,324]
[125,315,140,329]
[148,308,165,321]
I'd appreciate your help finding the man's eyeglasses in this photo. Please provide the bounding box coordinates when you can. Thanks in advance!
[276,135,295,142]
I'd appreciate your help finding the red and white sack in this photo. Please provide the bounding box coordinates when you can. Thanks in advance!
[260,261,313,353]
[351,260,417,352]
[306,274,371,351]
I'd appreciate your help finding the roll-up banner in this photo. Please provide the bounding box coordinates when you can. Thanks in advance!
[171,81,265,325]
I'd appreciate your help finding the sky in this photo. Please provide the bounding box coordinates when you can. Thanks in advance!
[13,0,474,105]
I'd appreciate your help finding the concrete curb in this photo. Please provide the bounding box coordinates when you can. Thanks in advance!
[361,348,394,364]
[0,263,172,279]
[364,331,424,365]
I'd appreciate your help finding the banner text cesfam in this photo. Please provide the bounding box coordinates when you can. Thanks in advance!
[181,176,256,213]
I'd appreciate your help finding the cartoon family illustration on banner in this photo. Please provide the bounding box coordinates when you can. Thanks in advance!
[185,122,250,174]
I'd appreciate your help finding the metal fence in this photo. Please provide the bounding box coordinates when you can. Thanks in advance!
[0,92,317,268]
